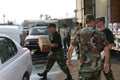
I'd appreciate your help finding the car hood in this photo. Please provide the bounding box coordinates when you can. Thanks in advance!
[25,35,48,40]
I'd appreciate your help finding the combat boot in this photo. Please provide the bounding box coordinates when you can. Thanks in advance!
[37,71,47,80]
[65,74,73,80]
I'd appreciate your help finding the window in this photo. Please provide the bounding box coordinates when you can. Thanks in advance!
[0,37,17,63]
[29,28,49,35]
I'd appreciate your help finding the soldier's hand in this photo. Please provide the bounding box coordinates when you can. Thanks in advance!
[68,62,74,70]
[104,63,110,73]
[49,43,58,48]
[43,45,50,50]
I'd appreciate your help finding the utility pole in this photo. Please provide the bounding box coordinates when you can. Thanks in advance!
[66,13,68,18]
[74,9,78,22]
[3,14,5,24]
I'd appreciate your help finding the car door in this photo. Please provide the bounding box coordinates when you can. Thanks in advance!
[0,37,20,80]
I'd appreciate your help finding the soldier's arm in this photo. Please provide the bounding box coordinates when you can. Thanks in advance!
[104,43,114,73]
[104,44,114,63]
[49,43,58,49]
[104,46,109,73]
[104,29,114,71]
[67,32,79,64]
[104,30,114,63]
[102,32,114,73]
[73,27,78,35]
[67,45,75,64]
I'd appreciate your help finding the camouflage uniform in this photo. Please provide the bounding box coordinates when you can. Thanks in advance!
[45,49,70,74]
[72,27,108,80]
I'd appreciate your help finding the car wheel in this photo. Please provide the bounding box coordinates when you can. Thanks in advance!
[22,72,29,80]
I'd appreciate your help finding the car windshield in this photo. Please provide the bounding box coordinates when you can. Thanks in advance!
[29,28,49,35]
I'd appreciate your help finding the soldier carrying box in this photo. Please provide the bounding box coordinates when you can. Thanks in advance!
[37,23,73,80]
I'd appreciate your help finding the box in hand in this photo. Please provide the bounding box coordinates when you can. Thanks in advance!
[38,35,51,52]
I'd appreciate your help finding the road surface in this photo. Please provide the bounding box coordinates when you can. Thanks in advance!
[30,50,120,80]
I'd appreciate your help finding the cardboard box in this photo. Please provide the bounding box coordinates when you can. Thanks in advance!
[38,35,51,52]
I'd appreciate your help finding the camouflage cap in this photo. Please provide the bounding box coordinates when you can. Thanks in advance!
[96,17,105,23]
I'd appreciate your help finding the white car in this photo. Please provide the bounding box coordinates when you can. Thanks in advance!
[0,33,32,80]
[0,28,22,44]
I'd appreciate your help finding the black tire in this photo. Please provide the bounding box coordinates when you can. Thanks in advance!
[22,72,29,80]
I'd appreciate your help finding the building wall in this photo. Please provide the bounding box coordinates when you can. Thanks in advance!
[76,0,120,27]
[96,0,120,24]
[110,0,120,23]
[76,0,95,25]
[96,0,107,18]
[76,0,82,22]
[96,0,108,26]
[84,0,93,15]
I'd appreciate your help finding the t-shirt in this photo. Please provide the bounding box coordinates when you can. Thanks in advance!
[50,31,62,52]
[102,28,114,44]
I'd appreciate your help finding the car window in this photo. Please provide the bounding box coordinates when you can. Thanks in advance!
[29,28,49,35]
[0,37,17,63]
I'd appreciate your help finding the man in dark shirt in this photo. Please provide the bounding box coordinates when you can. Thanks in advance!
[102,28,114,44]
[37,23,73,80]
[96,17,115,80]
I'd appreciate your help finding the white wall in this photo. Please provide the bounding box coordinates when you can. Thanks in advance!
[96,0,108,27]
[76,0,82,22]
[96,0,107,18]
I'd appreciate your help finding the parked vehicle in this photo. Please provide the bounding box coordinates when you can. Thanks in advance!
[0,25,23,45]
[22,26,30,35]
[0,33,32,80]
[24,26,49,51]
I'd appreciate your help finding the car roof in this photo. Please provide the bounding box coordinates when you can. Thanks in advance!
[32,26,48,29]
[0,25,23,30]
[0,28,22,34]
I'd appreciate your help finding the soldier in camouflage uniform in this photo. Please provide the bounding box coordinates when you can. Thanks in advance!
[96,17,115,80]
[37,23,73,80]
[67,14,109,80]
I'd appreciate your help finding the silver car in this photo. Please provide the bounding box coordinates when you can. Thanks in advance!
[0,33,32,80]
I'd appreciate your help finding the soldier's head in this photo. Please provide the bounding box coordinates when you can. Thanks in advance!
[85,14,95,27]
[63,24,67,28]
[48,23,56,33]
[96,17,105,29]
[80,23,82,27]
[76,22,79,26]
